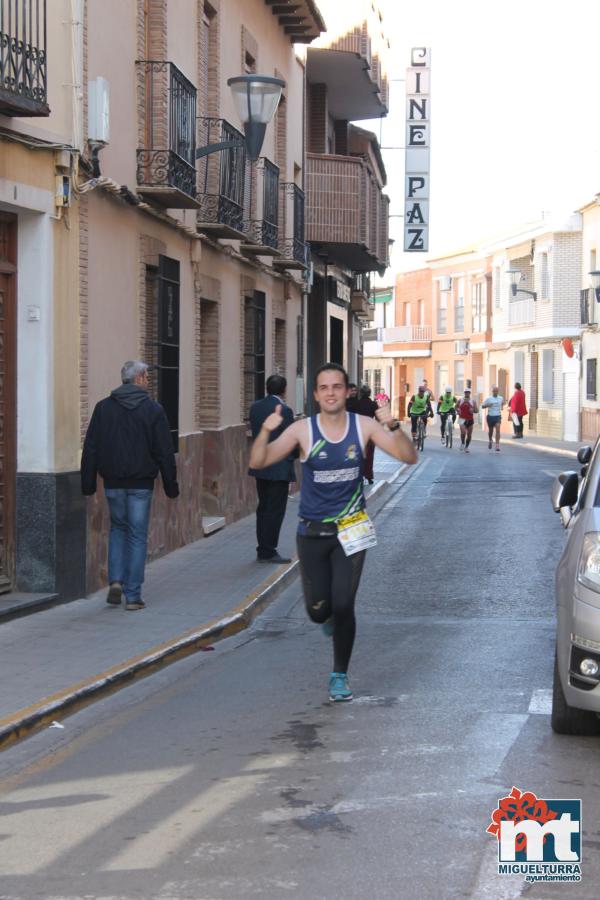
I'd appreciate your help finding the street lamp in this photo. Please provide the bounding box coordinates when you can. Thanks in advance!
[506,268,537,301]
[589,270,600,302]
[195,75,285,161]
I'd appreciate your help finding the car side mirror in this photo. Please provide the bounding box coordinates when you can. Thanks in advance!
[577,446,592,465]
[551,470,579,513]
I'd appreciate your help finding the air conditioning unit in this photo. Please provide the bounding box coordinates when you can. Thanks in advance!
[439,275,452,292]
[454,340,469,355]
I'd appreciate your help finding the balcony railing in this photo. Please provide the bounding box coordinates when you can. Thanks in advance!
[196,117,247,238]
[0,0,49,116]
[136,61,197,208]
[273,182,307,270]
[306,153,389,274]
[508,298,535,327]
[381,325,432,343]
[241,157,279,255]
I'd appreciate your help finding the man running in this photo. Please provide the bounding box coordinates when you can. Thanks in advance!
[249,363,417,702]
[457,387,478,452]
[481,385,505,451]
[407,384,433,443]
[437,385,457,443]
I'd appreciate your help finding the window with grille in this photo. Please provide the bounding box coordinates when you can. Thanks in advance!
[587,358,597,401]
[243,291,265,414]
[144,256,180,450]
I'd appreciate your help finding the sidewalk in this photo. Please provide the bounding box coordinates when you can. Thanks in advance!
[0,454,404,749]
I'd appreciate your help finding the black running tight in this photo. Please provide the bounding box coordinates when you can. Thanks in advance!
[296,534,366,673]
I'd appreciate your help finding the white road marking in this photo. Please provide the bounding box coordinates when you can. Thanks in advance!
[103,752,299,871]
[528,688,552,715]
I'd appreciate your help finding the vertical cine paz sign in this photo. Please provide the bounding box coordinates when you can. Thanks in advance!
[404,47,431,252]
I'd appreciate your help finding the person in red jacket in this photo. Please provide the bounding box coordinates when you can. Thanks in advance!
[508,382,528,438]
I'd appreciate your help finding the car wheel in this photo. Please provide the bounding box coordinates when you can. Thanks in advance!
[551,650,600,735]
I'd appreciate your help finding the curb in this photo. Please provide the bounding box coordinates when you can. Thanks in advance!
[508,441,578,459]
[0,559,299,751]
[0,466,406,751]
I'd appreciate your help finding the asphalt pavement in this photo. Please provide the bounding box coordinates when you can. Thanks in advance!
[0,432,596,900]
[0,451,403,749]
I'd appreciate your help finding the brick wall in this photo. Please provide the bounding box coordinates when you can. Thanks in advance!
[307,83,327,153]
[79,1,89,445]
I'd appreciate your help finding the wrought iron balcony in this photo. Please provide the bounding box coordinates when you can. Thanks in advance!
[135,61,198,209]
[273,182,308,271]
[0,0,49,116]
[241,157,280,256]
[196,117,247,238]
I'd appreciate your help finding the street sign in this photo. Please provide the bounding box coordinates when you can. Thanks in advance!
[404,47,431,252]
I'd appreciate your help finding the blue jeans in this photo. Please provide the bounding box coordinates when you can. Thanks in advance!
[104,488,153,601]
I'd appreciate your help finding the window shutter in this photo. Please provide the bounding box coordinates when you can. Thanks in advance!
[542,349,554,402]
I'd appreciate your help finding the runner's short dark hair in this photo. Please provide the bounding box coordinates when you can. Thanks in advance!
[266,374,287,395]
[515,382,522,390]
[314,362,349,389]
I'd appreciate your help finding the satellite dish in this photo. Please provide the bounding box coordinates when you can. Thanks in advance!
[562,338,574,358]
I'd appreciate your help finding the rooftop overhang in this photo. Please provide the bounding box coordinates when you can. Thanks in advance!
[306,47,387,120]
[265,0,326,44]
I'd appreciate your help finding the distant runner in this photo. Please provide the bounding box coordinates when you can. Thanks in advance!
[457,388,478,453]
[249,363,417,702]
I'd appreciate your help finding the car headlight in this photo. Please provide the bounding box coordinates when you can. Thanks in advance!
[577,532,600,592]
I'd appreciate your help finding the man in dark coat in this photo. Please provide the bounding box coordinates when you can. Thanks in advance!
[356,384,378,483]
[248,374,296,564]
[81,360,179,610]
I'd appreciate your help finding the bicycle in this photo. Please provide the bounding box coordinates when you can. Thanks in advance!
[416,414,427,452]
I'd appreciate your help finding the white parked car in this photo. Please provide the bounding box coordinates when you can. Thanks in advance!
[552,443,600,734]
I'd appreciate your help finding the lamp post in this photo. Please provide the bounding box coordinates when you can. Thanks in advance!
[506,268,537,301]
[589,270,600,303]
[195,75,285,161]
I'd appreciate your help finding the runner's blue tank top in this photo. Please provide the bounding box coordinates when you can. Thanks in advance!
[299,413,365,524]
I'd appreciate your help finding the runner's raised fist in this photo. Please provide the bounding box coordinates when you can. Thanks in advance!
[263,404,284,432]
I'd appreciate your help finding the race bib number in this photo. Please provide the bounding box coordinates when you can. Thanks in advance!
[337,509,377,556]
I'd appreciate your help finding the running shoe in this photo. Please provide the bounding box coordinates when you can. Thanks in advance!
[322,617,334,637]
[488,440,492,449]
[329,672,353,702]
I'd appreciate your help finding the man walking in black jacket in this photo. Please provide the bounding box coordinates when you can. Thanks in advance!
[248,374,295,564]
[81,361,179,610]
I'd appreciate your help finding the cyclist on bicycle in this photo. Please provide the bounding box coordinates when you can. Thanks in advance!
[407,384,433,443]
[437,385,457,443]
[457,388,478,453]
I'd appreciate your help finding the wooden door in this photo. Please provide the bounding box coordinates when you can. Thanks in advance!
[0,216,17,593]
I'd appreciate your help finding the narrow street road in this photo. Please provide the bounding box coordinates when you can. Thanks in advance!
[1,438,598,900]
